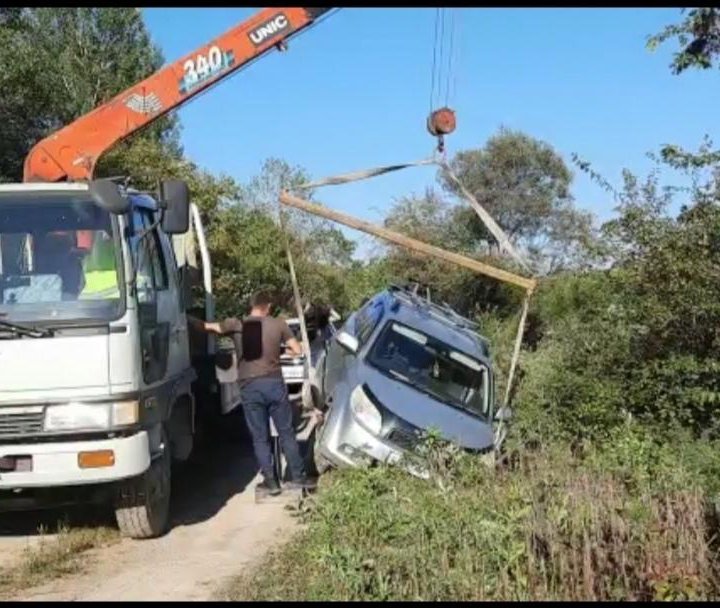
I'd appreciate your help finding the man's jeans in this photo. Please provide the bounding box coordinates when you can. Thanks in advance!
[240,375,305,482]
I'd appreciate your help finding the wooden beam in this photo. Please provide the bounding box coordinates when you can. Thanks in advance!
[279,192,537,292]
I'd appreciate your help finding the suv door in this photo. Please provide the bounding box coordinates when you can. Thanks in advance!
[322,299,384,402]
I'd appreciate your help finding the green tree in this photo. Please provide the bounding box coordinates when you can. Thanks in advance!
[381,188,523,316]
[648,8,720,170]
[648,7,720,74]
[438,128,594,273]
[0,8,179,182]
[240,157,356,267]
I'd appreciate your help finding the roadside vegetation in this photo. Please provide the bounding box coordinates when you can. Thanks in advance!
[225,431,720,601]
[0,523,119,598]
[2,6,720,601]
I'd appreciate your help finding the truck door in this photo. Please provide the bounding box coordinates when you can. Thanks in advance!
[157,228,191,379]
[133,209,172,386]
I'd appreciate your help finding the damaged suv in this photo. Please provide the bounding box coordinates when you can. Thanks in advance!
[312,286,497,477]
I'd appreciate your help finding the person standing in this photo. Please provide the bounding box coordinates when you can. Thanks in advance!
[189,291,315,496]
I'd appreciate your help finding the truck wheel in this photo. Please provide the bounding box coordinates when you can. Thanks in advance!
[114,435,171,539]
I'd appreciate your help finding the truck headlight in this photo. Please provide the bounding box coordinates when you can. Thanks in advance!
[350,385,382,435]
[43,400,139,432]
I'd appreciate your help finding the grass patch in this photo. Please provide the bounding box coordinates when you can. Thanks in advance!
[0,523,120,598]
[224,432,720,601]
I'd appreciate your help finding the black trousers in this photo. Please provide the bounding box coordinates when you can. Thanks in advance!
[240,376,305,482]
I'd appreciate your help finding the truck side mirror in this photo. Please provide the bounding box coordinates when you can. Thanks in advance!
[159,180,190,234]
[89,179,130,215]
[336,331,359,355]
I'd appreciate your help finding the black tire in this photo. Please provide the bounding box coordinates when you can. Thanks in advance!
[312,422,333,476]
[114,434,171,540]
[313,445,333,476]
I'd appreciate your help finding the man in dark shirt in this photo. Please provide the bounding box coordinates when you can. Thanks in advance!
[190,291,315,496]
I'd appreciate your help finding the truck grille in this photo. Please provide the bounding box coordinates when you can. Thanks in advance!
[0,407,45,439]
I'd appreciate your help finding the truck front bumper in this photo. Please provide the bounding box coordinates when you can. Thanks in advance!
[0,432,150,489]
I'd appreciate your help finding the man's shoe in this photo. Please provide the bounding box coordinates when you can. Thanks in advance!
[257,478,282,496]
[285,476,317,492]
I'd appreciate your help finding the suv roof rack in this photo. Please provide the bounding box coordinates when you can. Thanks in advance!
[387,284,483,335]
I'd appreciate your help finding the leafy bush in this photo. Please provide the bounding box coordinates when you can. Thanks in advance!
[512,181,720,443]
[226,432,720,601]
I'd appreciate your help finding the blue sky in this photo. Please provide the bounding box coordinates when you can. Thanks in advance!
[143,7,718,254]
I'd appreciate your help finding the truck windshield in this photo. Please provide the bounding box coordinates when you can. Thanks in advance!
[0,191,123,324]
[367,321,490,419]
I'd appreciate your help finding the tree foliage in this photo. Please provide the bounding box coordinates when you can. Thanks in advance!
[648,7,720,74]
[0,8,179,182]
[438,128,594,272]
[648,8,720,171]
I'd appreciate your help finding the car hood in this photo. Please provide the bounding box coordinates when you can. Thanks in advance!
[360,366,494,451]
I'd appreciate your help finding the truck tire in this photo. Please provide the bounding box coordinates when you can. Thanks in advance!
[114,435,171,540]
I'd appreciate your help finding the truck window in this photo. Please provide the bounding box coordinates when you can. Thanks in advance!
[133,210,168,299]
[0,191,123,323]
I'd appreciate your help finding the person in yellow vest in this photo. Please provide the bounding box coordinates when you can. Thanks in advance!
[79,232,120,300]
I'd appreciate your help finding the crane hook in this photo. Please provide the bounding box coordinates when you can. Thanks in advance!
[427,107,456,154]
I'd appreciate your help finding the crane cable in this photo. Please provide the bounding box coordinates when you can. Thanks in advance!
[428,8,459,156]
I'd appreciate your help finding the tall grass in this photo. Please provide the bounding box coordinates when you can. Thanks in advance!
[225,430,720,601]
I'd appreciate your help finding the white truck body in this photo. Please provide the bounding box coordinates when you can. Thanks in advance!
[0,181,216,538]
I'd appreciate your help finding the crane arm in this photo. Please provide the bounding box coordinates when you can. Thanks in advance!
[23,7,332,183]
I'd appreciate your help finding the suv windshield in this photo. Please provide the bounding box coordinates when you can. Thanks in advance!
[0,191,123,324]
[367,320,489,419]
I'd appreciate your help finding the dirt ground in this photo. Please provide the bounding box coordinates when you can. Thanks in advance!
[0,430,308,601]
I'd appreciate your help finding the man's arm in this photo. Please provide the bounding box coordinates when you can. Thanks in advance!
[188,315,239,335]
[285,337,303,357]
[280,321,303,356]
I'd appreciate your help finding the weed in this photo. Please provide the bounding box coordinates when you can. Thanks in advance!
[225,435,720,601]
[0,522,119,598]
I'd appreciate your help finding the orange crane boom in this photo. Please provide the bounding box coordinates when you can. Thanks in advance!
[23,7,332,183]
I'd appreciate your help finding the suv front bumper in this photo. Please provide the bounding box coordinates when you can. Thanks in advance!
[317,404,429,479]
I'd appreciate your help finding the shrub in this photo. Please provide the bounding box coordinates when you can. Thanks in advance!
[225,433,720,601]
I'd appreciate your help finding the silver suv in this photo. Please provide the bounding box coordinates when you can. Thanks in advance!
[312,286,498,477]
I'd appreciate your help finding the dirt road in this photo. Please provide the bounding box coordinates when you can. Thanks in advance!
[0,437,304,601]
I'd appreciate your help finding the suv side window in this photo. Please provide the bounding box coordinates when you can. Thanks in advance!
[355,299,384,347]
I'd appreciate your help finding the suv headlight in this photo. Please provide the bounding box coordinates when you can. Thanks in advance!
[350,385,382,435]
[43,400,139,432]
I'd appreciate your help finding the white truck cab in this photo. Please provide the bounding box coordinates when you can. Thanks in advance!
[0,178,215,539]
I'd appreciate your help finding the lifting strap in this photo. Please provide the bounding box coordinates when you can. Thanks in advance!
[277,205,312,401]
[297,158,437,190]
[296,157,533,274]
[438,160,533,274]
[285,156,538,442]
